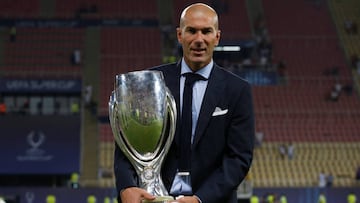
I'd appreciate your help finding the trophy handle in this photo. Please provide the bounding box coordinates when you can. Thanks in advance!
[109,92,142,172]
[109,91,119,144]
[156,88,177,163]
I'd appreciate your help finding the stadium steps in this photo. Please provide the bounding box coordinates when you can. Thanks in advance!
[83,27,101,113]
[328,0,360,95]
[157,0,175,60]
[0,28,5,71]
[79,27,101,187]
[328,0,360,58]
[245,0,265,36]
[80,108,100,187]
[39,0,55,18]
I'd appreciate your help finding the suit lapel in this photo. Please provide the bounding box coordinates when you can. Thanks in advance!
[192,65,225,148]
[161,62,182,147]
[164,62,181,113]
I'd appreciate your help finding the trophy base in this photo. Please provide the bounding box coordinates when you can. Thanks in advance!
[142,196,174,203]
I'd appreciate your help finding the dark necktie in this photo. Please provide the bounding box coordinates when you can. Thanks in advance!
[179,72,206,172]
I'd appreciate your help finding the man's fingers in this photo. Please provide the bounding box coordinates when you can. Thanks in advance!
[173,196,199,203]
[120,187,155,203]
[141,190,156,200]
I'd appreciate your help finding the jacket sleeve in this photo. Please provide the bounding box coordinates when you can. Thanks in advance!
[113,143,138,197]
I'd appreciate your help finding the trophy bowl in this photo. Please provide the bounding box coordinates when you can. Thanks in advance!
[109,70,176,203]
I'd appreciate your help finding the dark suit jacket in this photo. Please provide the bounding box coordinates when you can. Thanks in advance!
[114,61,255,203]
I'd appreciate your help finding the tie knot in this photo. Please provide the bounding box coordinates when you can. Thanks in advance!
[183,73,206,87]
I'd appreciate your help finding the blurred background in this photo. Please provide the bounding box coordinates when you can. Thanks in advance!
[0,0,359,202]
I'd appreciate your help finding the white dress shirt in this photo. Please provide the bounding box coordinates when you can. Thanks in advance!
[180,59,213,143]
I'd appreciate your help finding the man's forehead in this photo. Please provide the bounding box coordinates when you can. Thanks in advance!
[184,25,215,31]
[182,16,217,29]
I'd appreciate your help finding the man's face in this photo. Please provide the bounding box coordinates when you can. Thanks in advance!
[177,11,220,71]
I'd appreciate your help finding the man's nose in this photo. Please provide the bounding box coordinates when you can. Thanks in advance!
[194,31,204,42]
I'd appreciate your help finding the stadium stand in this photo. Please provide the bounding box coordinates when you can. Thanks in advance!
[96,0,254,187]
[97,123,115,187]
[173,0,251,40]
[248,0,360,188]
[95,0,360,189]
[2,27,84,78]
[251,142,360,187]
[95,19,162,187]
[98,27,162,116]
[55,0,158,19]
[328,0,360,90]
[0,0,40,18]
[329,0,360,60]
[1,0,360,201]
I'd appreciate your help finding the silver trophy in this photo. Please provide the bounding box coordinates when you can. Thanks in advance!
[109,70,176,203]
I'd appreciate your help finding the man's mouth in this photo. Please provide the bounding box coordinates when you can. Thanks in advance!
[191,48,206,54]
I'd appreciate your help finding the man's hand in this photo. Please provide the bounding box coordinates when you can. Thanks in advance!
[169,195,200,203]
[120,187,155,203]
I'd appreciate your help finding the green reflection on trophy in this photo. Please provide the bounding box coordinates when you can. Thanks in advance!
[109,70,176,203]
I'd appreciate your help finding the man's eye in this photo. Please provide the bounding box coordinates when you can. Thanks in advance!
[202,29,212,34]
[187,28,196,34]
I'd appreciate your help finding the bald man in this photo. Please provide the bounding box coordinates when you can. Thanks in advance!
[114,3,254,203]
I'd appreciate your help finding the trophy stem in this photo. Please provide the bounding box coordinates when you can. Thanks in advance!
[136,165,168,196]
[138,166,174,203]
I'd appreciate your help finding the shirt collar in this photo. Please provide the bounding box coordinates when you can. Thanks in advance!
[180,58,213,80]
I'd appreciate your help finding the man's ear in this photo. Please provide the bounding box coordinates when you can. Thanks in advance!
[215,30,221,46]
[176,27,182,43]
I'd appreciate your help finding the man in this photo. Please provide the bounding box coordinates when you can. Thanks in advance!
[114,3,254,203]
